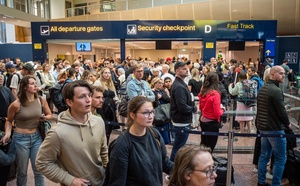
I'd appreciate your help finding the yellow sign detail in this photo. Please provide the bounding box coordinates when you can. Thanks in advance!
[206,42,214,49]
[226,23,255,29]
[137,25,196,32]
[34,43,42,49]
[50,26,103,33]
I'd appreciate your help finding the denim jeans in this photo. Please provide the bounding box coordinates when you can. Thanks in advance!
[258,130,286,186]
[170,125,190,161]
[155,123,171,145]
[13,131,44,186]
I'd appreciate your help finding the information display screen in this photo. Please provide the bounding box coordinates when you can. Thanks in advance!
[76,42,92,52]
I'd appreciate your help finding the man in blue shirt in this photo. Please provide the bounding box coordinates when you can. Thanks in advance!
[126,63,155,102]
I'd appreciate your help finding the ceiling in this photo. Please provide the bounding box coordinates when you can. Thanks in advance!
[0,14,30,27]
[47,40,259,50]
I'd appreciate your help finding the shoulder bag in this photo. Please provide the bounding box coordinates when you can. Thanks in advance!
[153,102,170,126]
[38,97,52,140]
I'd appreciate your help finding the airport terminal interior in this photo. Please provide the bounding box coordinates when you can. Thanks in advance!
[1,0,300,186]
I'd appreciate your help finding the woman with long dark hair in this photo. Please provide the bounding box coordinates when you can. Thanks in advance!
[1,76,52,186]
[198,72,225,152]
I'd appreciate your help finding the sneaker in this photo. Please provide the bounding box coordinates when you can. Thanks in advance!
[266,172,273,180]
[253,168,258,173]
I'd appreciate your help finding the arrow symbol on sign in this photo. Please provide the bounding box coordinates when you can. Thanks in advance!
[266,50,271,56]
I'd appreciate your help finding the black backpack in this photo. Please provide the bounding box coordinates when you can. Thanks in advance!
[5,73,20,90]
[49,83,68,113]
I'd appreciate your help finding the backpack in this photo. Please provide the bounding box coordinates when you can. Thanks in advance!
[48,83,68,113]
[250,76,264,92]
[238,79,257,107]
[6,73,20,90]
[118,96,130,117]
[35,71,44,85]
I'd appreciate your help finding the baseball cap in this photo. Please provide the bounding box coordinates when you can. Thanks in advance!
[166,57,172,61]
[174,61,187,70]
[5,63,15,69]
[23,63,35,73]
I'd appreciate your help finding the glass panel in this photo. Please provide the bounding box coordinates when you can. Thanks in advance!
[15,0,21,10]
[154,0,180,7]
[6,0,14,8]
[128,0,151,10]
[44,0,50,19]
[0,23,7,43]
[0,0,5,5]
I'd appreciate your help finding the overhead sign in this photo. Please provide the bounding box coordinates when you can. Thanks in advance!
[31,20,277,40]
[265,38,276,57]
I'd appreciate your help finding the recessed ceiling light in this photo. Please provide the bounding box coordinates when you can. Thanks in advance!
[3,16,6,19]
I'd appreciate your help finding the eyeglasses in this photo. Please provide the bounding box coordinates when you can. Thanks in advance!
[193,165,218,178]
[137,111,155,118]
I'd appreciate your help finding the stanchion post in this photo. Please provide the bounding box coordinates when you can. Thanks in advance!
[226,130,234,186]
[226,98,234,186]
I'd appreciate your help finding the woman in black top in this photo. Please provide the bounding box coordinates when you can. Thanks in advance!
[151,77,171,144]
[96,67,118,143]
[188,68,202,96]
[104,96,173,186]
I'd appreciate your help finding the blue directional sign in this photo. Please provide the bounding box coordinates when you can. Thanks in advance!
[265,38,276,57]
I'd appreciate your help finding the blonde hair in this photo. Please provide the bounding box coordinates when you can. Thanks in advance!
[100,67,115,91]
[191,68,200,81]
[150,77,161,89]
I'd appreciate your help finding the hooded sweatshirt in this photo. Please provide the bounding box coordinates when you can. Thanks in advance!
[36,110,108,186]
[199,90,224,121]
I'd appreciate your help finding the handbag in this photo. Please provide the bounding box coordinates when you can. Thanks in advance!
[153,103,170,126]
[118,96,130,117]
[38,97,52,140]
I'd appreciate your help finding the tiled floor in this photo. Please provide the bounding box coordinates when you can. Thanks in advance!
[6,119,296,186]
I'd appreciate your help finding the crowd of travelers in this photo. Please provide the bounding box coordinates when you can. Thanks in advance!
[0,55,294,186]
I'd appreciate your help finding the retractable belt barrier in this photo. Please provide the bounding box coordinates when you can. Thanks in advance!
[105,121,300,138]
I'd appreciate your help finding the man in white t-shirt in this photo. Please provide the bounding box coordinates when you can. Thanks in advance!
[161,64,175,82]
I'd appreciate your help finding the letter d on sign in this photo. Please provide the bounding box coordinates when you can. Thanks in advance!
[204,25,212,33]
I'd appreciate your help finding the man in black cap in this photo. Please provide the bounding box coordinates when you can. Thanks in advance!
[4,63,16,89]
[10,62,34,99]
[169,61,197,161]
